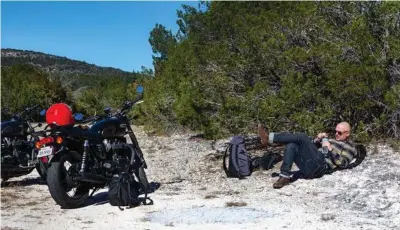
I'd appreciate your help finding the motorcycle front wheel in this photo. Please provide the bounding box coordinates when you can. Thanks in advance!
[46,152,89,209]
[135,166,149,195]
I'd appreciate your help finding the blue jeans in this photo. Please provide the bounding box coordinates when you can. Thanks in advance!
[271,133,326,179]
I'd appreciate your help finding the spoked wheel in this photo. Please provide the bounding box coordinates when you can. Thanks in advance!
[46,152,89,209]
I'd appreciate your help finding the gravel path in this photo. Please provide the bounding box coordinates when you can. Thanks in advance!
[1,126,399,230]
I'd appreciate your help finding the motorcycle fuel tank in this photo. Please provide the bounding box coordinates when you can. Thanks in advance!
[1,121,28,137]
[89,118,126,138]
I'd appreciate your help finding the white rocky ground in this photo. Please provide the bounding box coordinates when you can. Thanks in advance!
[1,126,399,230]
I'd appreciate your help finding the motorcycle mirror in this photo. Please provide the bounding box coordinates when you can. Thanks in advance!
[136,85,144,93]
[40,109,46,116]
[74,113,84,121]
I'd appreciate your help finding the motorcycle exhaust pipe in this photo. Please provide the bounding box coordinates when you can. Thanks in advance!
[112,143,137,166]
[75,173,107,184]
[125,144,136,166]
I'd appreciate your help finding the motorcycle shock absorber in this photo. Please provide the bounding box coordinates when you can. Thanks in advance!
[80,140,89,173]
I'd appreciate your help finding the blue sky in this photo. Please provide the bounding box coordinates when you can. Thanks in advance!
[1,1,200,72]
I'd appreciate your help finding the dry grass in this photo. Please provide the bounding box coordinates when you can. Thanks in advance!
[388,139,400,152]
[370,138,400,153]
[204,194,218,199]
[1,190,22,206]
[140,217,151,222]
[82,221,94,224]
[1,227,23,230]
[25,201,39,206]
[205,165,219,174]
[164,192,180,196]
[146,148,157,154]
[225,201,247,207]
[321,213,336,221]
[23,214,40,219]
[371,144,379,155]
[1,213,13,217]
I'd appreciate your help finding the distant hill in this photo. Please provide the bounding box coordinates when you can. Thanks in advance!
[1,48,139,88]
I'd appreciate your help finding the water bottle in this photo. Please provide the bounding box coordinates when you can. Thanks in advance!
[321,138,329,156]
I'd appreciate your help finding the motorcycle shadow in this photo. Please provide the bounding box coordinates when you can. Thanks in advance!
[82,181,162,208]
[1,177,46,187]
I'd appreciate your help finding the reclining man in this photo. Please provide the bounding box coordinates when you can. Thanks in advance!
[258,121,357,189]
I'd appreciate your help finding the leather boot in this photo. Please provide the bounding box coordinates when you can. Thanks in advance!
[273,176,290,189]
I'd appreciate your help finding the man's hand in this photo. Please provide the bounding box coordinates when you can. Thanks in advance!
[316,132,328,141]
[322,139,333,151]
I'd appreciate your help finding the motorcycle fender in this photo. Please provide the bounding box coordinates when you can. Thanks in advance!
[48,150,81,164]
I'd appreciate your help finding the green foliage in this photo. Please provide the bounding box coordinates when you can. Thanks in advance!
[1,48,140,97]
[1,64,72,117]
[1,64,146,122]
[74,78,138,116]
[142,1,400,140]
[3,2,399,142]
[1,50,148,121]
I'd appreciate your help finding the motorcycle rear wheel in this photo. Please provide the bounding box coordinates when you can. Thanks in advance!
[47,152,89,209]
[36,161,48,181]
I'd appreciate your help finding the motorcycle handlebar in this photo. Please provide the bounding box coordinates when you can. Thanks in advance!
[20,104,40,116]
[120,94,144,113]
[78,94,144,123]
[26,104,40,112]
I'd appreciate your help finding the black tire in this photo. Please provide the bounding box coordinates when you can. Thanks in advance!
[135,166,149,194]
[347,144,367,169]
[36,161,48,181]
[46,153,89,209]
[1,178,9,187]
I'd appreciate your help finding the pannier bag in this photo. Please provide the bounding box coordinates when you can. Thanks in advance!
[108,173,140,210]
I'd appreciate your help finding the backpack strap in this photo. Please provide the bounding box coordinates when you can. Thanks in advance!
[141,184,154,205]
[126,177,135,209]
[117,177,124,211]
[117,174,136,211]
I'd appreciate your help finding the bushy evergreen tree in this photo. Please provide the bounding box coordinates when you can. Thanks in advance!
[142,1,400,140]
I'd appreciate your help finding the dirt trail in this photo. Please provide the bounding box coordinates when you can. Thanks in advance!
[1,126,399,230]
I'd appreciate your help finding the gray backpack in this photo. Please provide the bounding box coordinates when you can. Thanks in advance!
[223,136,252,179]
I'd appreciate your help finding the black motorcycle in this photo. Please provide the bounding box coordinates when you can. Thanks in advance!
[37,89,149,208]
[1,105,48,183]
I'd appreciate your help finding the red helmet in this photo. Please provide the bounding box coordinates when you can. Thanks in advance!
[46,103,75,126]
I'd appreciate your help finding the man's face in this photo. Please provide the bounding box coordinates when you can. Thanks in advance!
[335,124,350,141]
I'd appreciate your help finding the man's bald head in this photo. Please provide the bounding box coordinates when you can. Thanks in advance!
[335,121,351,141]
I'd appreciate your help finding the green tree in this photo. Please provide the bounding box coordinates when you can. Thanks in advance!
[1,64,71,117]
[141,1,400,140]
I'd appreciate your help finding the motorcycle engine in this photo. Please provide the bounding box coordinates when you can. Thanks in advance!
[111,143,132,174]
[1,137,31,166]
[98,139,131,175]
[93,139,112,160]
[1,137,12,149]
